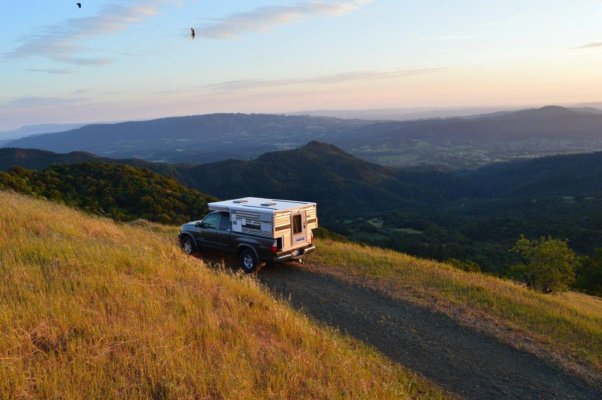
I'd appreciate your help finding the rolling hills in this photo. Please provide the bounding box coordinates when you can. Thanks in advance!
[4,106,602,168]
[0,191,446,399]
[2,144,602,276]
[167,141,480,221]
[3,114,365,164]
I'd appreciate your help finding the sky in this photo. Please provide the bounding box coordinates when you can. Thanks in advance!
[1,0,602,131]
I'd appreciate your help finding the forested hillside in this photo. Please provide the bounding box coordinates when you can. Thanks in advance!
[0,163,213,224]
[169,141,480,221]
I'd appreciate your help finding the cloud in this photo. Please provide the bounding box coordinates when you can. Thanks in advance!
[200,68,444,92]
[26,68,73,75]
[573,42,602,50]
[423,35,479,41]
[3,97,89,109]
[5,1,167,65]
[197,0,371,39]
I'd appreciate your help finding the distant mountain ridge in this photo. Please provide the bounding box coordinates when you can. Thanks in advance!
[0,123,85,140]
[4,114,365,164]
[5,107,602,168]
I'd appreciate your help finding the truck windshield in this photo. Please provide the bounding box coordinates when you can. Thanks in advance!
[202,213,219,229]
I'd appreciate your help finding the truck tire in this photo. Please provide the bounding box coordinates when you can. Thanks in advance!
[181,236,196,255]
[240,249,258,273]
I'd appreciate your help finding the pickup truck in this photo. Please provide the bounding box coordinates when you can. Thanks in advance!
[179,198,318,272]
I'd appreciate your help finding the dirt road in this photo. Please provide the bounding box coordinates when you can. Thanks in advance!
[258,263,601,400]
[197,251,600,399]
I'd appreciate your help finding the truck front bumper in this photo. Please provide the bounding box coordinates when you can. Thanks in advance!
[273,245,316,262]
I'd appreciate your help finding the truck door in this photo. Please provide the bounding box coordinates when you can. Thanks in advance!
[195,212,220,248]
[291,210,307,248]
[214,212,232,250]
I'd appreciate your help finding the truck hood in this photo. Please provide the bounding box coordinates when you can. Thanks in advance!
[181,221,201,231]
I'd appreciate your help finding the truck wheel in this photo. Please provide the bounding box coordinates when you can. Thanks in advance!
[181,236,196,255]
[240,249,258,273]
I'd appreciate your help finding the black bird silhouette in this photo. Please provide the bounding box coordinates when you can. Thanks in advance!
[190,27,196,39]
[76,3,81,8]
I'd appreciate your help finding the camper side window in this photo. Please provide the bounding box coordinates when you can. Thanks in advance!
[293,214,302,234]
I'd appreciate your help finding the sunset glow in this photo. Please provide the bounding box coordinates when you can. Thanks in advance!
[1,0,601,130]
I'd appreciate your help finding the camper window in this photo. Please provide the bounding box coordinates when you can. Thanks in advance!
[293,214,302,234]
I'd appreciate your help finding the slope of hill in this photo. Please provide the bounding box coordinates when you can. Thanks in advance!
[465,150,602,197]
[0,191,445,399]
[304,240,602,386]
[0,163,214,224]
[5,107,602,168]
[0,148,105,170]
[4,114,366,164]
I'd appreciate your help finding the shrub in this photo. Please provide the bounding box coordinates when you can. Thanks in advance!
[575,249,602,296]
[507,236,578,294]
[446,258,481,273]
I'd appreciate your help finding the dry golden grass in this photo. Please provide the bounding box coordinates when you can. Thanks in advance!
[307,240,602,381]
[0,192,447,399]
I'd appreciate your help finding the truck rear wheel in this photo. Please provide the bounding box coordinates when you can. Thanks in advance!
[240,249,258,273]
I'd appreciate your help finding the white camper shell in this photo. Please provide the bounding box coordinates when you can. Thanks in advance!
[208,197,318,252]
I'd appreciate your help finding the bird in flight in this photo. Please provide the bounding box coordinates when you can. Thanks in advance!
[76,2,81,8]
[190,27,196,39]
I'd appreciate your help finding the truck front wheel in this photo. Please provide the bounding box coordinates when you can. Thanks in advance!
[181,236,196,255]
[240,249,258,273]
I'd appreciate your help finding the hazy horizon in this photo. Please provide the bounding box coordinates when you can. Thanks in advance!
[2,1,602,131]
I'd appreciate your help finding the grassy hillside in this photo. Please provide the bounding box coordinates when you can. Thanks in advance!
[0,191,446,399]
[307,241,602,382]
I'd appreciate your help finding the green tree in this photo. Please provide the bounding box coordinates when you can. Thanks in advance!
[507,236,578,294]
[575,249,602,296]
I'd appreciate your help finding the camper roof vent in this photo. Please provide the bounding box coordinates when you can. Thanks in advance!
[261,202,277,207]
[233,199,248,204]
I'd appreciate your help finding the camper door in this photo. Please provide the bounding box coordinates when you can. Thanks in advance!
[291,210,307,246]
